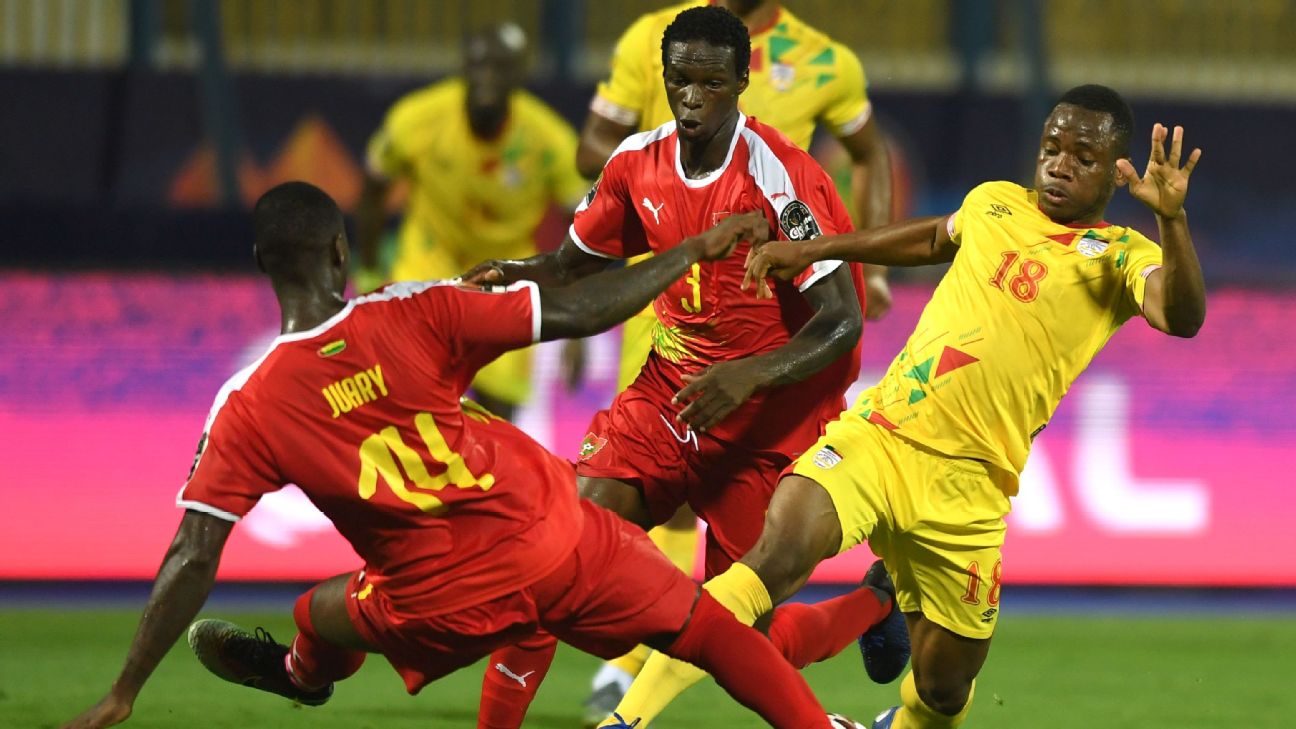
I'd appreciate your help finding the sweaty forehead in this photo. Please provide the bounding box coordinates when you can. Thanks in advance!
[665,40,734,71]
[1045,104,1115,143]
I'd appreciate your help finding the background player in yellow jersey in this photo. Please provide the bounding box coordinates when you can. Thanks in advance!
[354,23,588,421]
[619,85,1206,728]
[575,3,893,716]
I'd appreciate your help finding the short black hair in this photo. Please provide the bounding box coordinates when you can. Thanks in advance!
[1055,84,1134,158]
[661,5,751,78]
[253,181,344,283]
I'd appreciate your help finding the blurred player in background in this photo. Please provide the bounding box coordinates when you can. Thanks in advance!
[571,2,894,713]
[60,182,853,729]
[354,23,587,421]
[463,8,908,727]
[725,86,1206,728]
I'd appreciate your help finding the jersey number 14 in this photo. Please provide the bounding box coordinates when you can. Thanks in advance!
[357,413,495,514]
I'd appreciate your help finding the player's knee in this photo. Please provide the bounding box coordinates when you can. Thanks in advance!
[914,672,973,716]
[742,533,816,605]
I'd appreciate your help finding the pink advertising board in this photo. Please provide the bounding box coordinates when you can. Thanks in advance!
[2,273,1292,585]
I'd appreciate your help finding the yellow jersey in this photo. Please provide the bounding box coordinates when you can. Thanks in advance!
[367,78,587,280]
[592,1,872,148]
[855,182,1164,491]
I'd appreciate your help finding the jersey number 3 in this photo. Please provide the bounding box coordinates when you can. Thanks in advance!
[989,251,1049,302]
[357,413,495,514]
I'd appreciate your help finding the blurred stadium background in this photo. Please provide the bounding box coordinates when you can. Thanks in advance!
[2,1,1294,727]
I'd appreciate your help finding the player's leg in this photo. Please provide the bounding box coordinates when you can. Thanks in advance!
[479,630,559,729]
[543,500,833,729]
[578,475,655,528]
[187,572,372,706]
[873,614,989,729]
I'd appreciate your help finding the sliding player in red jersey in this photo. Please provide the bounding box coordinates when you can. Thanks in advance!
[463,9,910,726]
[61,182,850,729]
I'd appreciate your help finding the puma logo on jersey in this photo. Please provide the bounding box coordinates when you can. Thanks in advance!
[642,197,665,224]
[322,363,388,419]
[494,663,536,687]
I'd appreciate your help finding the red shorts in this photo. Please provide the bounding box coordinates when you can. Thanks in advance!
[576,373,804,578]
[345,499,699,694]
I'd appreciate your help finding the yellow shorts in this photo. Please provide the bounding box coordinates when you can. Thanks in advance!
[792,415,1014,639]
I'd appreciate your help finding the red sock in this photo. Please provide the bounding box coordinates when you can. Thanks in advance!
[769,587,892,669]
[477,630,558,729]
[667,592,830,729]
[286,586,366,690]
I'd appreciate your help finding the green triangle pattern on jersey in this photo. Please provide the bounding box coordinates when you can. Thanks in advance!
[903,357,934,384]
[809,47,835,66]
[908,389,926,404]
[815,73,835,88]
[769,36,798,64]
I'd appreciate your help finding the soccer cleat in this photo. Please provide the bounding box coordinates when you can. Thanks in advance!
[187,619,333,706]
[828,712,868,728]
[871,706,899,728]
[582,681,628,728]
[858,559,911,684]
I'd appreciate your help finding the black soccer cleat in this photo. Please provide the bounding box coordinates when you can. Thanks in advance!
[187,618,333,706]
[857,559,911,684]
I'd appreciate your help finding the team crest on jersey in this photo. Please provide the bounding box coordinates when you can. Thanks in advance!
[187,432,208,479]
[582,176,600,208]
[578,432,608,461]
[711,210,732,226]
[1077,237,1109,258]
[770,63,796,92]
[812,444,842,469]
[779,200,821,241]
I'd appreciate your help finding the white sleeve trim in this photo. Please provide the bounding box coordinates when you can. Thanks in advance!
[509,280,543,343]
[177,498,242,523]
[1139,264,1163,279]
[798,260,843,292]
[836,102,873,137]
[568,224,622,260]
[590,95,640,127]
[945,213,959,241]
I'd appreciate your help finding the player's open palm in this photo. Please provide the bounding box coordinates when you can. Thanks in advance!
[62,694,132,729]
[742,241,811,299]
[1117,123,1201,219]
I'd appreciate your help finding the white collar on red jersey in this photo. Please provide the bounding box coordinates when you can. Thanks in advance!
[674,112,748,189]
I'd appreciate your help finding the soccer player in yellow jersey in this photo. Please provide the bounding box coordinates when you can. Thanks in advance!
[575,3,892,716]
[639,85,1201,729]
[354,24,587,421]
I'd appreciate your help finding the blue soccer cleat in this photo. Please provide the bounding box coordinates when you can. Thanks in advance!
[187,619,333,707]
[602,712,641,728]
[858,559,911,683]
[871,706,900,728]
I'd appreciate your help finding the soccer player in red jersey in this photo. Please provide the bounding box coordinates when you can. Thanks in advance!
[61,182,847,729]
[463,8,908,724]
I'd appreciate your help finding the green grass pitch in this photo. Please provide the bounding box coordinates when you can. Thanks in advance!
[3,609,1294,727]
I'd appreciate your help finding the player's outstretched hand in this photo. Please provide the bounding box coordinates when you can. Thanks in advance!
[460,259,508,286]
[690,210,769,262]
[62,693,132,729]
[1117,123,1201,219]
[673,358,766,432]
[742,241,813,299]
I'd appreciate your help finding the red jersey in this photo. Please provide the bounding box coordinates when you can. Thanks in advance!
[571,114,865,449]
[177,281,581,617]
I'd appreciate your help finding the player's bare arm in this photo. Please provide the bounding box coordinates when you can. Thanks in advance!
[743,215,958,299]
[576,112,636,179]
[461,236,612,288]
[540,211,767,341]
[1118,123,1206,338]
[837,115,895,320]
[674,265,861,431]
[63,511,233,729]
[353,173,393,292]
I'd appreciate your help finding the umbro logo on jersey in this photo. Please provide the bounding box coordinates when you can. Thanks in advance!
[642,197,665,224]
[986,204,1012,219]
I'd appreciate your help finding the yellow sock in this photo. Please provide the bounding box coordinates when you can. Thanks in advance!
[647,522,699,575]
[599,563,772,727]
[892,671,975,729]
[606,644,652,678]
